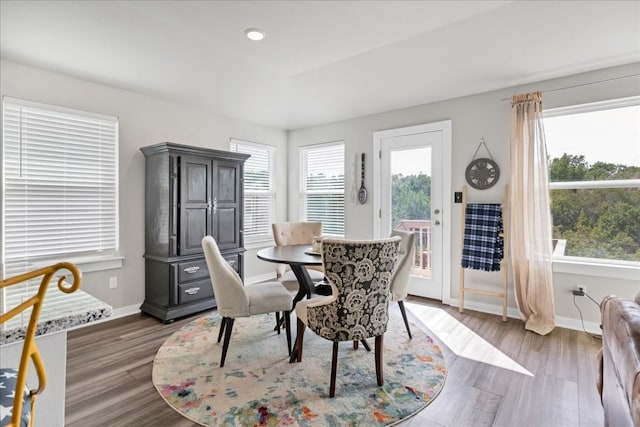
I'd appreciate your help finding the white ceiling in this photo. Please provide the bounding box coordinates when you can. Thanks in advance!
[1,1,639,130]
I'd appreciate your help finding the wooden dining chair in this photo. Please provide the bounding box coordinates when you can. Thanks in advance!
[293,237,400,397]
[0,262,81,427]
[202,236,293,367]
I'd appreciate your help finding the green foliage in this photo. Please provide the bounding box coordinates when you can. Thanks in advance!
[549,154,640,261]
[391,173,431,229]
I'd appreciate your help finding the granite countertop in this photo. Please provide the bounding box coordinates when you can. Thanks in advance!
[1,281,113,345]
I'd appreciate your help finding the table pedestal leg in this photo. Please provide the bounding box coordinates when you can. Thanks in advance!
[289,264,313,309]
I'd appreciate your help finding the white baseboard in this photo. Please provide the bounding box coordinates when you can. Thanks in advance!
[110,303,144,319]
[86,293,603,336]
[554,315,601,336]
[75,274,277,331]
[441,297,601,335]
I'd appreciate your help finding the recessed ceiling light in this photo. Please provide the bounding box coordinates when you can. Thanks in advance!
[244,28,265,41]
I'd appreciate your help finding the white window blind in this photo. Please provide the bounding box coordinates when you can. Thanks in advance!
[230,139,275,242]
[300,142,344,236]
[2,97,119,277]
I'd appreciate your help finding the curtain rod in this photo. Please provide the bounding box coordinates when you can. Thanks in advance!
[500,73,640,101]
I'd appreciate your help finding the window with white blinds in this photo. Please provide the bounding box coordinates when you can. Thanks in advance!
[230,139,275,243]
[2,97,119,277]
[300,142,344,236]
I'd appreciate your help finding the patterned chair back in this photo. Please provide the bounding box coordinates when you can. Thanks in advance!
[306,237,400,342]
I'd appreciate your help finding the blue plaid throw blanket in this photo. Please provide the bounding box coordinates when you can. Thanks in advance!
[461,203,504,271]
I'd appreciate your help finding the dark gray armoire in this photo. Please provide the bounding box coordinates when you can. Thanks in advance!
[140,142,249,322]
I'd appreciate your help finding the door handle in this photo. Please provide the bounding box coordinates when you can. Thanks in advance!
[434,220,441,225]
[213,197,217,214]
[434,209,440,215]
[207,198,212,214]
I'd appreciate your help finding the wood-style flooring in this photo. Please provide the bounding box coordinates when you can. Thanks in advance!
[65,297,604,426]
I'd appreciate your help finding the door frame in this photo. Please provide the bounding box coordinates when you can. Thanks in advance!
[372,121,452,303]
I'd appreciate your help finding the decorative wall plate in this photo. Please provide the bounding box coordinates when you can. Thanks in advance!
[465,157,500,189]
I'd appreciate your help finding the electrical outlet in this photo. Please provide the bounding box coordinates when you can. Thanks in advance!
[109,276,118,289]
[571,284,586,296]
[454,192,463,203]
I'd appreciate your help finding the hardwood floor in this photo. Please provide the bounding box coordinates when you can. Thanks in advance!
[65,297,603,426]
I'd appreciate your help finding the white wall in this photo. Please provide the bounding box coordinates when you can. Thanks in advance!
[2,58,638,331]
[0,59,286,311]
[288,62,640,332]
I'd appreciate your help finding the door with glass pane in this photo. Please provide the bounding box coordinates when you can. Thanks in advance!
[378,130,444,300]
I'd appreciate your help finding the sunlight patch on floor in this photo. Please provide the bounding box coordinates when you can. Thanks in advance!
[406,302,533,376]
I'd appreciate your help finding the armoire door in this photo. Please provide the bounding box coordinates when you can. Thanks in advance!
[212,160,241,250]
[179,156,212,255]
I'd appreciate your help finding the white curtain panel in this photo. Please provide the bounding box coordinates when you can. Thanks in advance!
[509,91,556,335]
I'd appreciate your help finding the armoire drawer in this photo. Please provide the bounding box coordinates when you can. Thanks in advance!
[177,259,209,283]
[177,279,214,304]
[223,254,239,273]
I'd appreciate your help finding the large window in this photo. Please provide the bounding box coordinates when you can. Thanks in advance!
[300,142,344,236]
[2,97,119,277]
[230,139,275,243]
[544,96,640,264]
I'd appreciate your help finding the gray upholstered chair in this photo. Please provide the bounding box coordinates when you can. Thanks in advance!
[390,229,417,339]
[293,237,400,397]
[202,236,293,367]
[271,221,325,293]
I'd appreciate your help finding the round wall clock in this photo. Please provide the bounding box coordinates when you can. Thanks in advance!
[465,157,500,189]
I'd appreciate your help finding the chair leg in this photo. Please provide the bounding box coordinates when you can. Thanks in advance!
[275,311,281,335]
[293,317,306,363]
[217,317,227,343]
[398,301,413,339]
[284,310,292,356]
[353,340,358,350]
[360,339,371,352]
[330,342,339,397]
[273,312,285,332]
[220,317,235,368]
[375,334,384,386]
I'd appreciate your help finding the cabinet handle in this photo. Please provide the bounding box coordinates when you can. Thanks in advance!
[184,287,200,295]
[213,197,218,214]
[184,266,200,274]
[207,198,212,214]
[227,260,236,266]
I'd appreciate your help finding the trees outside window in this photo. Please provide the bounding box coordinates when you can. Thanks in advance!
[545,98,640,263]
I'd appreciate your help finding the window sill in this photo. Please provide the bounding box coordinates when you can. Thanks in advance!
[33,255,124,274]
[552,256,640,281]
[244,239,274,250]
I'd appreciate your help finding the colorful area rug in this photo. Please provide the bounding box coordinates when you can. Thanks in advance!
[152,311,446,426]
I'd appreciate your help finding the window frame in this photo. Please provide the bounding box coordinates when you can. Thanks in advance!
[1,96,121,276]
[299,140,345,237]
[544,95,640,278]
[229,138,276,245]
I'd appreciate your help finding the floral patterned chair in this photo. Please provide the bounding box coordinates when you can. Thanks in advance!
[292,237,400,397]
